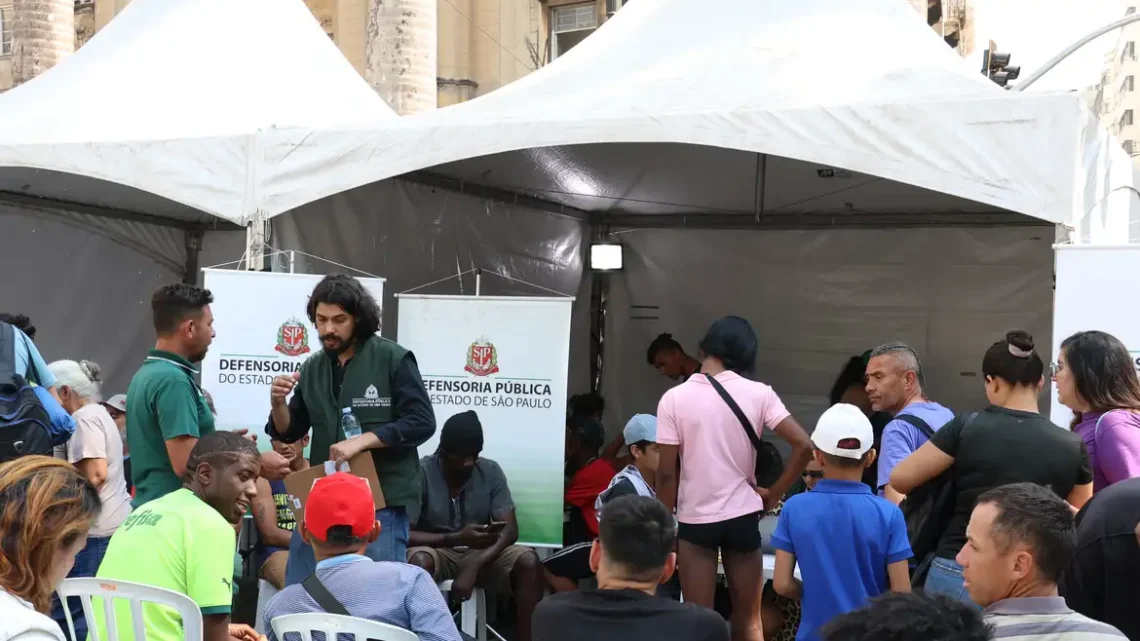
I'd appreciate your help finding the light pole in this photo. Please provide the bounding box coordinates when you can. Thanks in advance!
[1015,13,1140,92]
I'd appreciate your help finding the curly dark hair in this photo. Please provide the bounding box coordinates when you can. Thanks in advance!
[306,275,381,340]
[646,333,683,365]
[821,592,993,641]
[0,314,35,341]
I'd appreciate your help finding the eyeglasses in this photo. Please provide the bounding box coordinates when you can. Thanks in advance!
[1050,361,1066,379]
[802,470,823,479]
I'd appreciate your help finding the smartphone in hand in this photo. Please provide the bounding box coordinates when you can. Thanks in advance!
[487,521,508,533]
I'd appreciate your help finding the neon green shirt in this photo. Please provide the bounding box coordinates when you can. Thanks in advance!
[92,488,235,641]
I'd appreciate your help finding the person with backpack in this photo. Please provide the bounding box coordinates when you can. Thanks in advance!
[0,319,74,462]
[890,330,1093,606]
[655,316,811,641]
[864,343,954,505]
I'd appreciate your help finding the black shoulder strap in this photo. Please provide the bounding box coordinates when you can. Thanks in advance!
[894,413,934,439]
[704,374,765,452]
[0,322,15,382]
[301,573,350,616]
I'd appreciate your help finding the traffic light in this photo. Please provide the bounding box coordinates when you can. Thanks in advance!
[981,42,1020,87]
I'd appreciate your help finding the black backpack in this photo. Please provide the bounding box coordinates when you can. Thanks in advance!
[0,322,55,463]
[897,412,977,587]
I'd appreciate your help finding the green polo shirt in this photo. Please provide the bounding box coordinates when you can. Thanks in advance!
[127,349,216,507]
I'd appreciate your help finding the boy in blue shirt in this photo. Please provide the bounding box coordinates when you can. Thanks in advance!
[771,403,912,641]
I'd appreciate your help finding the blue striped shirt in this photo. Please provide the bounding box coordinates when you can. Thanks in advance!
[984,597,1126,641]
[263,555,461,641]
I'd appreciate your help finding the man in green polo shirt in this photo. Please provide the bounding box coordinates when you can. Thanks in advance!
[127,283,220,507]
[128,284,292,507]
[267,274,436,586]
[93,431,263,641]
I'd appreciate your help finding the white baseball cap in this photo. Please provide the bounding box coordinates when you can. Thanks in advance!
[103,394,127,413]
[812,403,873,459]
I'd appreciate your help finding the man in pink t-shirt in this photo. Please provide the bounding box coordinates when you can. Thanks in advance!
[654,316,811,641]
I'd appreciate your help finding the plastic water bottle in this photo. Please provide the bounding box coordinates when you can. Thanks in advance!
[341,407,362,439]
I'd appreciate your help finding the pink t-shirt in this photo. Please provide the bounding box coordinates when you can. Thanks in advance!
[657,371,791,524]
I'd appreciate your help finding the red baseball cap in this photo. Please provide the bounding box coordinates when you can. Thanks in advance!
[304,472,375,541]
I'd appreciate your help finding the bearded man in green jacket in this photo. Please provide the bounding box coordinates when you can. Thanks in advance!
[267,274,436,586]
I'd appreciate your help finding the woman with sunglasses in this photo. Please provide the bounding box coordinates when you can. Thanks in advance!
[1055,330,1140,491]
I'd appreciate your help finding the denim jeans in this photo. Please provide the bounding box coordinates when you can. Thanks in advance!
[51,536,112,641]
[284,507,409,587]
[922,556,981,610]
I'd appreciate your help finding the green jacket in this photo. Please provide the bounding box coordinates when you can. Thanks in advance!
[298,336,426,510]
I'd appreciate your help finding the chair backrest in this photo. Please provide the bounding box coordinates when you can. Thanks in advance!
[271,613,419,641]
[56,577,203,641]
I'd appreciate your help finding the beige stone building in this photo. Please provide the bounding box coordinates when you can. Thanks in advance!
[0,0,633,106]
[0,0,965,104]
[1085,5,1140,165]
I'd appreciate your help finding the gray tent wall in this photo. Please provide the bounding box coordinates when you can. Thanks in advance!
[255,170,1057,443]
[263,178,594,393]
[0,203,193,393]
[601,225,1056,439]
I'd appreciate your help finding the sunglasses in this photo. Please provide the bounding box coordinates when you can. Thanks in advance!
[802,470,823,479]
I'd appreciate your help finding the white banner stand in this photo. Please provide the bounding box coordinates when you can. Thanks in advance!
[200,269,385,432]
[1051,244,1140,426]
[397,293,573,547]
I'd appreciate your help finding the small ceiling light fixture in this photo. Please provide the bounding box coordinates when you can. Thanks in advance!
[590,242,624,271]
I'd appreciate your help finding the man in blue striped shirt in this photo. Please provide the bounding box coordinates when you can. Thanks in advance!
[262,472,461,641]
[959,483,1125,641]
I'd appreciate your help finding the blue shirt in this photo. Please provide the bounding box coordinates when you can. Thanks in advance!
[771,479,912,641]
[263,554,461,641]
[11,327,56,388]
[876,401,954,493]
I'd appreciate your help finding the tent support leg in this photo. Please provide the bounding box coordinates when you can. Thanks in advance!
[753,153,767,224]
[245,212,269,271]
[184,230,203,285]
[589,272,608,394]
[588,225,609,394]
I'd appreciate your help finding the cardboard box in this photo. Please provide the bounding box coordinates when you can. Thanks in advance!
[282,453,386,525]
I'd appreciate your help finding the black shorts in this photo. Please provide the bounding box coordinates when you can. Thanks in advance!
[542,541,594,580]
[677,512,762,553]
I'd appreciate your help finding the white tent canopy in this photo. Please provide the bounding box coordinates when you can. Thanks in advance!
[260,0,1137,243]
[0,0,395,225]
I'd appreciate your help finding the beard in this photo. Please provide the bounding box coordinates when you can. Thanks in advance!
[189,346,209,363]
[321,333,355,356]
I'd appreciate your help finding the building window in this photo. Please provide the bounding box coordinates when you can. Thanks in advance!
[552,3,597,59]
[1126,76,1135,93]
[0,8,10,56]
[1129,6,1137,15]
[1123,110,1134,128]
[606,0,625,16]
[1124,140,1135,155]
[1124,41,1136,62]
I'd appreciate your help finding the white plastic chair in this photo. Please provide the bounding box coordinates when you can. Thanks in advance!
[438,580,487,640]
[57,577,203,641]
[271,613,418,641]
[255,579,281,635]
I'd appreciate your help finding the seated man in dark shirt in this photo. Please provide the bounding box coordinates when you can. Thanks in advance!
[533,495,728,641]
[407,411,543,641]
[1060,476,1140,640]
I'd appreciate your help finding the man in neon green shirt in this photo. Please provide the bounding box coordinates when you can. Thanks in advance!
[92,431,264,641]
